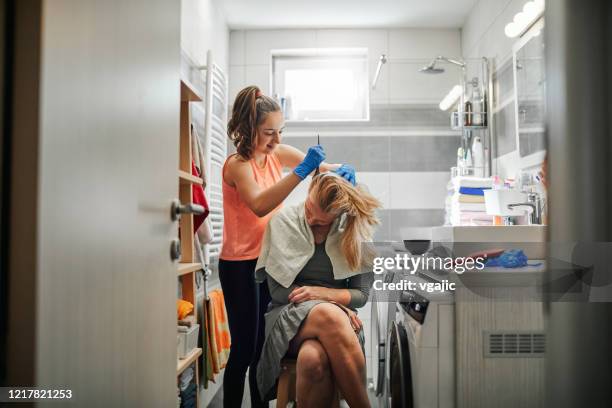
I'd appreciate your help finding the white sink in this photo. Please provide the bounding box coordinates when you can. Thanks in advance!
[430,225,547,259]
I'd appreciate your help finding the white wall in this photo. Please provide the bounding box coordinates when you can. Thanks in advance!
[181,0,229,72]
[461,0,532,178]
[229,28,462,105]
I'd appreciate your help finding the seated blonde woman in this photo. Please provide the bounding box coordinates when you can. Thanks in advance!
[255,173,381,408]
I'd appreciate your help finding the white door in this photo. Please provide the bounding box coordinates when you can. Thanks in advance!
[33,0,180,406]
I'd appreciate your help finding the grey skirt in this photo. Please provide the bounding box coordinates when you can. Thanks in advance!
[256,299,366,399]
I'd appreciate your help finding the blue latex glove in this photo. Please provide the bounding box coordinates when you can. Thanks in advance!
[485,249,529,268]
[334,164,356,185]
[293,145,326,180]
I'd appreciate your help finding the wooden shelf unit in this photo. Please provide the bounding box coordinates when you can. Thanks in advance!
[176,78,204,407]
[178,262,202,276]
[178,170,203,185]
[177,347,203,375]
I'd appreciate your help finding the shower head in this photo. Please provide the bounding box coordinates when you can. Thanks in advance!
[419,62,445,74]
[419,56,465,74]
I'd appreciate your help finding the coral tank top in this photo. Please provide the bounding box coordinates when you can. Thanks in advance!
[220,153,284,261]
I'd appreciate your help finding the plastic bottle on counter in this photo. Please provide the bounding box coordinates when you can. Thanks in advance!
[492,175,503,226]
[472,136,484,177]
[457,147,464,168]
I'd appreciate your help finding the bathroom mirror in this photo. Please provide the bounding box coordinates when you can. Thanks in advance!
[513,18,546,168]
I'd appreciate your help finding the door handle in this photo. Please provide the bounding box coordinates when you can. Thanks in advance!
[171,198,205,221]
[170,238,181,262]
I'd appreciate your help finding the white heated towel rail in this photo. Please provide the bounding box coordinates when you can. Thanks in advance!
[202,50,228,268]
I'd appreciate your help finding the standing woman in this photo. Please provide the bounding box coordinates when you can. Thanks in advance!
[219,85,355,407]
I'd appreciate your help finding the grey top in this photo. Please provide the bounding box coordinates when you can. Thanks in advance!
[267,241,373,309]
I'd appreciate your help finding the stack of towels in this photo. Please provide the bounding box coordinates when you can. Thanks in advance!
[178,366,197,408]
[450,176,495,226]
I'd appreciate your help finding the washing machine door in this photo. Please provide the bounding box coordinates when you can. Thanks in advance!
[370,297,387,397]
[387,320,413,408]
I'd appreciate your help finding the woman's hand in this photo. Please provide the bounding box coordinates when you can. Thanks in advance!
[347,309,363,332]
[330,302,363,333]
[334,163,357,185]
[288,285,331,303]
[293,145,325,180]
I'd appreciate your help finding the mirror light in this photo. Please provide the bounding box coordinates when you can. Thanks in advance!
[505,0,545,38]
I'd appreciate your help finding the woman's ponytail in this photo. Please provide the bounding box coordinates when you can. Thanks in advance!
[227,86,281,160]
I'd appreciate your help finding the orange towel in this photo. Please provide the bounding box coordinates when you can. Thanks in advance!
[207,289,231,373]
[177,299,194,320]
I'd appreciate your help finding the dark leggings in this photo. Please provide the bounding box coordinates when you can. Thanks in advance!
[218,258,271,408]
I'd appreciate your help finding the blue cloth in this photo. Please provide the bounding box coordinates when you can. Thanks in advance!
[293,145,325,180]
[180,382,197,408]
[485,250,529,268]
[334,163,356,185]
[458,187,491,196]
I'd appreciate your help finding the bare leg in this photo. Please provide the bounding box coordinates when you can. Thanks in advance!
[291,303,370,408]
[295,339,335,408]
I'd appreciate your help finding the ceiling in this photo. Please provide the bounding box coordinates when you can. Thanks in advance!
[217,0,479,30]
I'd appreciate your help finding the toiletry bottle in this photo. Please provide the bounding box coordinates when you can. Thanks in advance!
[492,175,503,225]
[284,94,293,120]
[464,97,472,126]
[465,148,473,168]
[472,136,484,177]
[482,88,488,126]
[471,78,483,126]
[457,147,464,168]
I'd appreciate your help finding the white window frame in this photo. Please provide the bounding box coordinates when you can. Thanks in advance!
[271,48,370,122]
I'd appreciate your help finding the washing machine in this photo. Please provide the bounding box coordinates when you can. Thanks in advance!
[369,269,398,407]
[386,272,456,408]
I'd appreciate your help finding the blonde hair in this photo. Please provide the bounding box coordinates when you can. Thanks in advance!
[309,174,382,271]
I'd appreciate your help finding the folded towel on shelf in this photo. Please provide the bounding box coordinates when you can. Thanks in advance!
[451,201,487,212]
[207,289,230,374]
[179,367,194,391]
[456,194,485,204]
[451,212,495,226]
[452,176,494,189]
[458,187,491,196]
[177,300,194,320]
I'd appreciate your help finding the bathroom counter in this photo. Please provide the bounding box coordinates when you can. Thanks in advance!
[449,257,583,294]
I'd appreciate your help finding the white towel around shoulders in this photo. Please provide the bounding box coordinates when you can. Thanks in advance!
[255,202,366,288]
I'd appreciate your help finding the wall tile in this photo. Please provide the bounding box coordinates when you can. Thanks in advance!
[228,65,245,105]
[389,172,449,209]
[286,136,390,172]
[245,29,317,65]
[355,173,390,208]
[388,62,461,103]
[376,209,445,241]
[373,210,390,241]
[389,29,462,60]
[315,29,388,58]
[244,65,271,93]
[389,136,460,172]
[229,30,245,66]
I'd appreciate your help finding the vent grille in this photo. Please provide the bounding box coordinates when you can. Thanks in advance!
[485,332,545,358]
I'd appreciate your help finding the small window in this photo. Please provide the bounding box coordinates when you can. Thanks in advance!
[271,48,370,122]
